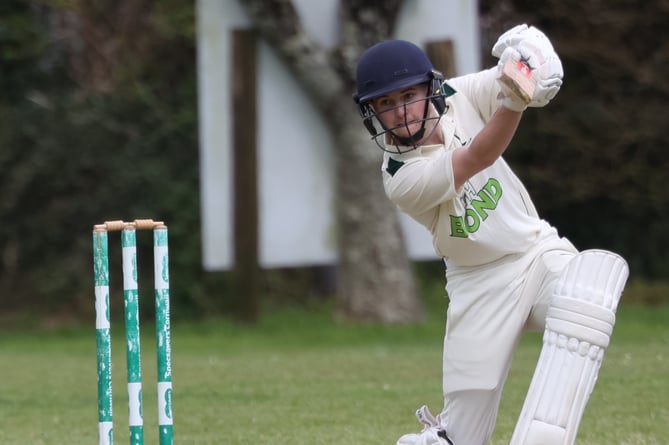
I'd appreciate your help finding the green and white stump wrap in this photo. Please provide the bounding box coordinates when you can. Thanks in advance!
[154,227,174,444]
[94,229,114,445]
[93,219,174,445]
[122,227,144,445]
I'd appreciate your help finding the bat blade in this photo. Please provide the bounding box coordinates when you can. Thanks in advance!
[498,59,535,105]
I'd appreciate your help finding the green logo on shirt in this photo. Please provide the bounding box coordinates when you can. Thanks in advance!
[450,178,502,238]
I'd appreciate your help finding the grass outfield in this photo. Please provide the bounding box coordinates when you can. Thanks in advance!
[0,301,667,444]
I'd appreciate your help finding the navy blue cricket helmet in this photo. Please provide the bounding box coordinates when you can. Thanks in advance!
[353,40,448,153]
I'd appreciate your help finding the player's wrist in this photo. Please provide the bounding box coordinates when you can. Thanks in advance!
[496,47,532,112]
[502,97,527,112]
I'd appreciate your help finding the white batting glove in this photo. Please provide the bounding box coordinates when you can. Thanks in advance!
[491,24,555,60]
[491,24,528,57]
[517,40,564,107]
[496,38,564,111]
[496,46,530,112]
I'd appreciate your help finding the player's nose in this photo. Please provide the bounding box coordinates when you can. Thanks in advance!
[390,103,409,121]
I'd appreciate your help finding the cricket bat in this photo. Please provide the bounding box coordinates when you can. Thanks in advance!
[498,59,535,105]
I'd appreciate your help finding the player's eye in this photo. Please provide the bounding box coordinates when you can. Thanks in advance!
[375,98,394,111]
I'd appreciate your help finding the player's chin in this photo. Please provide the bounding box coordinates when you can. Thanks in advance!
[391,123,422,139]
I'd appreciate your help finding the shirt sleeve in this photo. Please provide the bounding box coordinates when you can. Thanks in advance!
[382,150,457,216]
[447,67,501,123]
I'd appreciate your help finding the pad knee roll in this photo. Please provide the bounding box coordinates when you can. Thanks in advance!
[510,250,629,445]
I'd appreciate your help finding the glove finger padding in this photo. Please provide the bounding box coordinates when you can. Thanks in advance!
[518,40,563,80]
[530,77,563,107]
[491,23,528,58]
[491,24,554,59]
[516,40,564,107]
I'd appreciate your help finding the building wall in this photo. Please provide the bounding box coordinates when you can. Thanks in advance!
[197,0,480,270]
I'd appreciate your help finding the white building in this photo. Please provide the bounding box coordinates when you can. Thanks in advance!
[197,0,480,270]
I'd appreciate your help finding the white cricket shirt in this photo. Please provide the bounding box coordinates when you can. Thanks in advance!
[381,68,557,267]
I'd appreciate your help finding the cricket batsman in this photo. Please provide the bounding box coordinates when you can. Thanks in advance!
[352,24,629,445]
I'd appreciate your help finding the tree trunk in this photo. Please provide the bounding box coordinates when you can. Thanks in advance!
[334,105,424,323]
[239,0,424,323]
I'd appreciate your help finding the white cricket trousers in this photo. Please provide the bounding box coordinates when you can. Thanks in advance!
[438,236,578,445]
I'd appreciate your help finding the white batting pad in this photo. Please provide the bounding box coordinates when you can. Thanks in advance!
[510,249,628,445]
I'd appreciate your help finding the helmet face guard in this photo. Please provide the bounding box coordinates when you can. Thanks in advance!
[356,78,448,154]
[353,40,449,154]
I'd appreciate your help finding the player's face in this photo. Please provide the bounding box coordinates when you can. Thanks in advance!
[371,85,437,144]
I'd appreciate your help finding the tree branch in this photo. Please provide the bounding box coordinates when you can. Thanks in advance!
[239,0,343,112]
[334,0,403,94]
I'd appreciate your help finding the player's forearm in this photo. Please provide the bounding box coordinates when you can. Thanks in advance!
[472,106,522,163]
[452,106,522,188]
